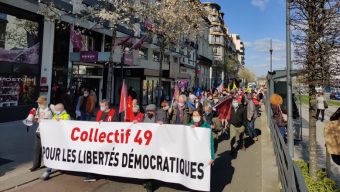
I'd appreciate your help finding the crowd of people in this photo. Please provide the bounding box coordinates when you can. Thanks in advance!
[24,84,265,192]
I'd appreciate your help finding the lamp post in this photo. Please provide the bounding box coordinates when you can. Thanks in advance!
[286,0,294,157]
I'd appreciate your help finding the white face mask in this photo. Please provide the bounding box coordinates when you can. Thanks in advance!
[178,102,184,107]
[193,116,201,123]
[163,106,169,110]
[100,106,106,111]
[38,104,46,109]
[55,111,61,115]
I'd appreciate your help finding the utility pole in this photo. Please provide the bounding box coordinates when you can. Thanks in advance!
[270,39,273,72]
[286,0,294,157]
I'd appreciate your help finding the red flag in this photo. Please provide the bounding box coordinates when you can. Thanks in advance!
[119,80,128,114]
[125,96,133,121]
[214,96,233,121]
[132,36,148,50]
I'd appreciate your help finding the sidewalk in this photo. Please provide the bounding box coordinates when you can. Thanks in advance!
[0,121,48,191]
[294,105,340,187]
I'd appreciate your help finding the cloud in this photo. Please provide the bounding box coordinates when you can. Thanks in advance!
[251,0,269,11]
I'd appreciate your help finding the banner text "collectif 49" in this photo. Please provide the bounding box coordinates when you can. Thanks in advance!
[70,127,153,145]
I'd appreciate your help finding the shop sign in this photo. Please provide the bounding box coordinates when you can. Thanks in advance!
[123,53,133,65]
[80,51,98,63]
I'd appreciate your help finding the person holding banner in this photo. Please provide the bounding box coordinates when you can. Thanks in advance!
[30,96,53,172]
[41,103,70,180]
[169,95,191,125]
[156,100,170,124]
[128,105,144,123]
[189,109,215,164]
[96,99,116,122]
[143,104,157,123]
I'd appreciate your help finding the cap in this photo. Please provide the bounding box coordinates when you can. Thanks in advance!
[146,104,157,111]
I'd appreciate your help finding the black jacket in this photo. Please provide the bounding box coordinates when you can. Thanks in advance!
[229,105,247,128]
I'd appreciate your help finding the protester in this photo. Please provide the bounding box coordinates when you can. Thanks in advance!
[316,92,327,122]
[78,89,95,121]
[203,93,214,108]
[128,87,137,99]
[188,110,215,164]
[324,107,340,165]
[30,96,53,172]
[156,100,170,124]
[96,99,116,122]
[270,93,287,138]
[128,105,144,123]
[246,93,259,141]
[228,98,247,155]
[41,103,70,180]
[169,94,191,125]
[133,98,145,113]
[144,104,157,123]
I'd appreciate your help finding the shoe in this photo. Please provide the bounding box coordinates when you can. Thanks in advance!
[29,167,39,172]
[40,172,50,181]
[83,175,96,182]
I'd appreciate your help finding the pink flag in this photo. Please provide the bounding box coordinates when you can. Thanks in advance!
[119,80,128,114]
[173,85,180,102]
[70,25,83,50]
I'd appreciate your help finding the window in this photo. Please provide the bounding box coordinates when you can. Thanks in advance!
[139,48,148,60]
[82,35,95,51]
[153,51,160,62]
[164,55,170,64]
[173,57,178,63]
[0,10,42,108]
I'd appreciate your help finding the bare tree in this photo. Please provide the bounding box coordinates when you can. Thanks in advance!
[140,0,208,105]
[291,0,340,180]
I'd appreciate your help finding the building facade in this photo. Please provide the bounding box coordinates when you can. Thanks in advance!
[0,0,215,122]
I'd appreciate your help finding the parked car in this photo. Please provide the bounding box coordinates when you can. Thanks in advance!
[330,92,340,100]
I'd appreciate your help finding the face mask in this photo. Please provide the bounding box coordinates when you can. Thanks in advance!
[38,104,46,109]
[84,93,89,97]
[193,116,201,123]
[55,111,61,115]
[214,99,219,103]
[100,106,106,111]
[178,102,184,107]
[163,106,169,110]
[205,112,210,115]
[232,102,239,108]
[147,113,154,118]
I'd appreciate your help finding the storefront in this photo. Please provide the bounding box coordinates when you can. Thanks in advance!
[114,68,173,107]
[0,3,43,122]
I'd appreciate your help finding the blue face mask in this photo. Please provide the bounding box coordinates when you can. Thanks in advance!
[232,102,239,108]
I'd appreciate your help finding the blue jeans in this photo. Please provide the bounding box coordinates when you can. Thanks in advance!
[278,127,286,138]
[247,118,257,138]
[81,112,92,121]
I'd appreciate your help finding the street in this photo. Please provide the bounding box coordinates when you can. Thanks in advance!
[0,113,277,192]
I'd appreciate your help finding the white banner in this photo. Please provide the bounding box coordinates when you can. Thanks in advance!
[39,120,211,191]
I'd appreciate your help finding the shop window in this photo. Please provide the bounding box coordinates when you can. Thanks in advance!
[0,76,37,107]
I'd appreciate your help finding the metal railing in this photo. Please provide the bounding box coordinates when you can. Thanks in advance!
[269,118,308,192]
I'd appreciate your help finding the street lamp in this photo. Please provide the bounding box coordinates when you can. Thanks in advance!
[286,0,294,157]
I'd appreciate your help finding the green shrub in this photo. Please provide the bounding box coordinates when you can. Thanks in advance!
[294,160,340,192]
